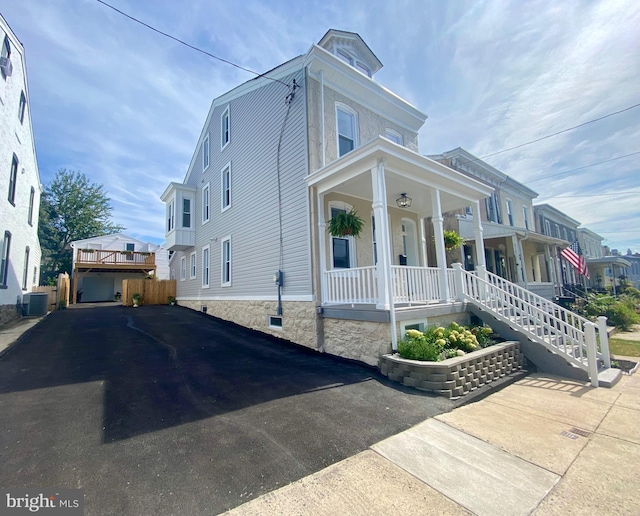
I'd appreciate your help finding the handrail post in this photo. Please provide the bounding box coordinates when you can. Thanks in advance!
[597,316,611,369]
[476,264,487,299]
[585,322,599,387]
[452,263,465,301]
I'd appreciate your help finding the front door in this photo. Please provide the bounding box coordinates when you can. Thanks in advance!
[401,219,418,266]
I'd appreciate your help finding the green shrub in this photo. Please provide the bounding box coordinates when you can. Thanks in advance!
[397,322,495,361]
[581,293,640,330]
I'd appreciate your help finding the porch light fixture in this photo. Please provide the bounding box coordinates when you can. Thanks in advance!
[396,193,412,209]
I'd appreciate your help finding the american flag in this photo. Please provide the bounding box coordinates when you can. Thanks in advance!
[561,240,590,279]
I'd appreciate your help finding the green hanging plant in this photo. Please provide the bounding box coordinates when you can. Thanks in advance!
[327,209,365,238]
[443,230,464,251]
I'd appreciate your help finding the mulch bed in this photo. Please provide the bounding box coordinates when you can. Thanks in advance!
[613,359,639,374]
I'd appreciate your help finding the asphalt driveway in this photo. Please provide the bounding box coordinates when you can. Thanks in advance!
[0,305,457,514]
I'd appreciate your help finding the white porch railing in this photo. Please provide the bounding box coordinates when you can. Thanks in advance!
[323,266,378,305]
[323,266,460,306]
[391,266,442,304]
[459,267,609,386]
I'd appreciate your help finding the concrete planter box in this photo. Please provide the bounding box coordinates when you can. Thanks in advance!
[380,341,523,398]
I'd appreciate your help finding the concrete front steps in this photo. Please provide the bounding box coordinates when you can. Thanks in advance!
[469,304,622,388]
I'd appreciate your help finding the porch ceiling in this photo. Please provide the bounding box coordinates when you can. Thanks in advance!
[307,137,494,216]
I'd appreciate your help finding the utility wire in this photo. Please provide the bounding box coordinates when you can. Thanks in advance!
[95,0,289,87]
[539,190,640,198]
[480,103,640,159]
[524,151,640,185]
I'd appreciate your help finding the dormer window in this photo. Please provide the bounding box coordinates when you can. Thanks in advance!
[335,47,372,77]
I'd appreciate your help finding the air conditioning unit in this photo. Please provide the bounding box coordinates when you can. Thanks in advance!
[22,292,49,316]
[0,56,12,77]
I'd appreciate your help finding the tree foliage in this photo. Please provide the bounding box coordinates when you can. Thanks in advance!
[39,169,125,282]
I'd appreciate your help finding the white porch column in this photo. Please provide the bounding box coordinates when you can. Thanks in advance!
[418,215,428,267]
[371,160,391,310]
[371,158,397,350]
[511,234,526,284]
[472,200,487,281]
[430,188,450,302]
[317,191,327,304]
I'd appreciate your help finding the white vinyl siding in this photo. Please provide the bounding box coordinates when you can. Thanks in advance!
[176,69,310,300]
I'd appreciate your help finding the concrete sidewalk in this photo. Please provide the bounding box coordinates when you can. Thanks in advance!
[227,372,640,515]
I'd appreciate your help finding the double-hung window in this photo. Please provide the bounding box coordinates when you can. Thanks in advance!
[202,134,210,170]
[18,91,26,124]
[125,243,135,261]
[202,246,210,288]
[221,106,230,149]
[22,247,30,290]
[506,199,514,226]
[190,252,196,279]
[523,206,530,230]
[385,129,402,145]
[330,205,354,269]
[221,163,231,211]
[7,154,18,205]
[1,36,10,79]
[221,237,231,286]
[337,106,357,157]
[28,187,35,225]
[167,199,175,232]
[180,256,186,281]
[182,198,191,228]
[0,231,10,287]
[202,184,210,223]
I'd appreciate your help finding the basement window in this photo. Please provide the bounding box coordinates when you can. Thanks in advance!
[268,316,283,330]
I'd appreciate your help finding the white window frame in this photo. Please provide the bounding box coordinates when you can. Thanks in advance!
[8,154,18,206]
[202,133,210,171]
[506,199,514,226]
[22,246,29,290]
[329,201,356,269]
[18,91,26,124]
[221,106,230,150]
[0,231,10,287]
[28,186,35,226]
[167,198,175,233]
[337,48,353,65]
[336,104,358,158]
[202,245,210,288]
[523,206,530,230]
[221,236,231,287]
[221,162,231,212]
[544,220,551,236]
[385,129,403,145]
[268,315,283,330]
[202,183,210,224]
[180,256,186,281]
[190,252,196,279]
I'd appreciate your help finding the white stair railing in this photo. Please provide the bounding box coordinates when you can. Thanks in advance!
[454,264,607,386]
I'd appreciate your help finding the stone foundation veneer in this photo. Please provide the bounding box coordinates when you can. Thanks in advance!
[0,304,20,325]
[178,299,320,350]
[380,342,523,398]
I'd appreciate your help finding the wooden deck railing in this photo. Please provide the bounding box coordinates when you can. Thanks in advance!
[76,249,155,266]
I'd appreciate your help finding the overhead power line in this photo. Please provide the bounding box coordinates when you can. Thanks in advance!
[540,190,640,198]
[525,151,640,185]
[95,0,289,87]
[480,103,640,159]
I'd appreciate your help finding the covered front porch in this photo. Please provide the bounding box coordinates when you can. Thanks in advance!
[307,137,494,314]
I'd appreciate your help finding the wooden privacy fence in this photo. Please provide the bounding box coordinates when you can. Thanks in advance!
[121,279,177,306]
[32,273,70,311]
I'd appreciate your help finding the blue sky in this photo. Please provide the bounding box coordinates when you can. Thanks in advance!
[2,0,639,252]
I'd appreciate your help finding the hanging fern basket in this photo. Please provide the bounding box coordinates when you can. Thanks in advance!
[327,209,365,238]
[443,230,465,251]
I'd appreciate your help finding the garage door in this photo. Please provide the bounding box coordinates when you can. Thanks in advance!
[83,277,115,302]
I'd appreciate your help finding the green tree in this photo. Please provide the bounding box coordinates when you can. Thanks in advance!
[39,169,125,283]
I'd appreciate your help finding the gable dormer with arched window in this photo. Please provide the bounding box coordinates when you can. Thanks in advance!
[318,29,383,79]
